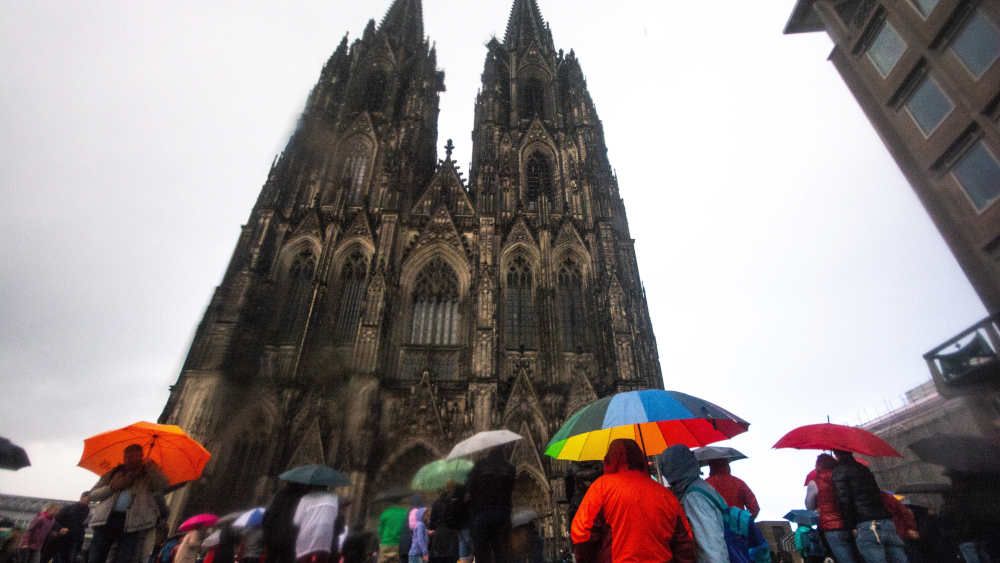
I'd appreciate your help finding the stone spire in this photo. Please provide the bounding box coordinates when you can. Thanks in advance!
[503,0,554,53]
[379,0,424,49]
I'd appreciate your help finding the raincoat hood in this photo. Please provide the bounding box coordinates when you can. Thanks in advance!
[408,507,427,530]
[603,439,647,475]
[659,444,700,495]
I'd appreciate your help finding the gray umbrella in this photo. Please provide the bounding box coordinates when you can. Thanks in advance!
[693,446,747,466]
[446,430,522,460]
[909,435,1000,474]
[0,437,30,470]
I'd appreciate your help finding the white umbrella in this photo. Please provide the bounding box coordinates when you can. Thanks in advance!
[446,429,522,460]
[232,507,265,528]
[201,530,220,549]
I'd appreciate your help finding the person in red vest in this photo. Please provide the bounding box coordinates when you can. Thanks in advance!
[705,459,760,518]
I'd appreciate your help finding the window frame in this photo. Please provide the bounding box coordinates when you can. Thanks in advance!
[950,140,1000,213]
[948,9,1000,80]
[865,19,908,78]
[902,74,955,138]
[906,0,939,19]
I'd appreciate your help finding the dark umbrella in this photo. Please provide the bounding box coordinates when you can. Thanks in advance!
[909,434,1000,474]
[0,437,30,470]
[371,486,413,503]
[278,464,351,487]
[783,509,819,526]
[893,482,951,495]
[693,446,747,465]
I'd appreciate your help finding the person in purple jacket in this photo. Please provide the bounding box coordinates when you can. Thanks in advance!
[407,508,428,563]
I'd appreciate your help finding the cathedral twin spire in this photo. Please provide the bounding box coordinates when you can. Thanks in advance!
[378,0,424,49]
[503,0,555,53]
[379,0,554,52]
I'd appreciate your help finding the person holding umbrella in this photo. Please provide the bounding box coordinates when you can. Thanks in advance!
[87,444,168,563]
[703,456,759,519]
[831,450,908,563]
[805,453,858,563]
[465,447,515,563]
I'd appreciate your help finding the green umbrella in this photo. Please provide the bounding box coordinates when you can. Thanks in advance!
[410,459,473,491]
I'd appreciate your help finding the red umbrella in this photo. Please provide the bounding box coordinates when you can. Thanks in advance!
[773,423,901,457]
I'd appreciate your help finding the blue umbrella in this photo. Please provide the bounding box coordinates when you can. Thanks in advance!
[279,464,351,487]
[783,509,819,526]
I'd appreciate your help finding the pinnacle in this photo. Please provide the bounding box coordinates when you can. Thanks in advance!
[503,0,553,52]
[379,0,424,49]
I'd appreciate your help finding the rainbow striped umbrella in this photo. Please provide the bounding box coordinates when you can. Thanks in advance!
[544,390,749,461]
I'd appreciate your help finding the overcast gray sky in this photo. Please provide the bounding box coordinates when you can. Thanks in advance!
[0,1,987,520]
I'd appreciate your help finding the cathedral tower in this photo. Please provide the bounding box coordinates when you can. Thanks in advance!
[159,0,662,551]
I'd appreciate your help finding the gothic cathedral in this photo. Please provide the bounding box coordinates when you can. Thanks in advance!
[159,0,662,547]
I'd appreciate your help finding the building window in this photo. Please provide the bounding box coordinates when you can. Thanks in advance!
[504,256,535,350]
[520,78,545,120]
[364,71,387,112]
[557,258,587,350]
[340,141,370,205]
[952,140,1000,211]
[950,10,1000,79]
[908,0,938,18]
[525,152,552,208]
[410,257,460,345]
[333,251,367,343]
[866,20,907,77]
[280,249,316,339]
[904,76,954,136]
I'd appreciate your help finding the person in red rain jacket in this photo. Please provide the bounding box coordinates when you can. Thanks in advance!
[805,454,859,563]
[881,492,918,542]
[571,439,695,563]
[705,459,760,518]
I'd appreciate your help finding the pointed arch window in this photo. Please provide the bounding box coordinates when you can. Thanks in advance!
[410,258,460,345]
[340,140,371,205]
[334,251,368,343]
[557,258,587,350]
[505,255,535,350]
[525,152,553,209]
[280,249,316,340]
[520,77,545,120]
[364,71,388,112]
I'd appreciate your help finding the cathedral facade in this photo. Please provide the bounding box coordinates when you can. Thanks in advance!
[159,0,662,546]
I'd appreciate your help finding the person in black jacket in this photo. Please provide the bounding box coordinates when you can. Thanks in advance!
[54,493,89,563]
[465,448,515,563]
[831,450,908,563]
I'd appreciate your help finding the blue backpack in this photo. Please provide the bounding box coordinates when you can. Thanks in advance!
[689,485,769,563]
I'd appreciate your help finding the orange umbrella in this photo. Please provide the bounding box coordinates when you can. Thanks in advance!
[78,421,211,485]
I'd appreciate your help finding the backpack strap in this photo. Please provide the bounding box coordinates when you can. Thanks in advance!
[688,485,730,519]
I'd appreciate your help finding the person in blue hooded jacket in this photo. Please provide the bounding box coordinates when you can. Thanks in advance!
[659,444,731,563]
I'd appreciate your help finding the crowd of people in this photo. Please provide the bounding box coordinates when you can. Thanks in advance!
[2,438,997,563]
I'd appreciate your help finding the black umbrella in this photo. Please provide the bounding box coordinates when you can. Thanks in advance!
[0,436,30,470]
[893,482,951,495]
[371,486,413,503]
[693,446,747,466]
[909,434,1000,474]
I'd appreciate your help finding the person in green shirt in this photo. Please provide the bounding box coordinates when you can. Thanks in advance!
[377,505,408,563]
